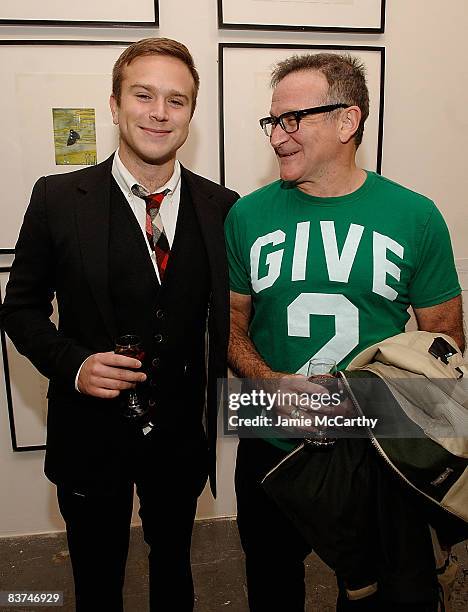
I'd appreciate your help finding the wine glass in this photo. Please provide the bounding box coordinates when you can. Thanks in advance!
[307,357,337,447]
[307,358,337,377]
[114,334,147,420]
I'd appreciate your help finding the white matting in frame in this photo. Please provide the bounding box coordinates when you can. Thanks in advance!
[1,271,50,450]
[218,0,385,32]
[219,44,385,196]
[0,41,127,248]
[0,0,158,26]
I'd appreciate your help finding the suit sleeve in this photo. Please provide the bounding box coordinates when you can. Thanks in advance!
[220,187,240,221]
[0,177,93,390]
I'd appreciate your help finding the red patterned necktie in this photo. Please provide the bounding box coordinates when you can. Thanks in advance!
[132,185,170,280]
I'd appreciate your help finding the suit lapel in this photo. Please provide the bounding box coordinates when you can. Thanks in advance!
[74,156,117,342]
[180,166,226,287]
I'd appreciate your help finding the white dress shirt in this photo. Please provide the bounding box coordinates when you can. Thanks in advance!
[112,149,182,284]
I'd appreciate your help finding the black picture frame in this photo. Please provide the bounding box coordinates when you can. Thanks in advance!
[219,43,385,193]
[0,40,130,250]
[1,250,46,451]
[0,41,132,451]
[218,0,385,33]
[0,0,159,27]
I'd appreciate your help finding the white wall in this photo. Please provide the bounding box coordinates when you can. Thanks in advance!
[1,0,467,536]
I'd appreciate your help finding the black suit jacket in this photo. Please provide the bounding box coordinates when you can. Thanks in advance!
[1,155,239,495]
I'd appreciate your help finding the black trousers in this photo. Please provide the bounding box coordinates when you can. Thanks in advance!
[235,438,439,612]
[57,425,208,612]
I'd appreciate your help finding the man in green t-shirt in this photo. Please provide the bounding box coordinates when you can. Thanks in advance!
[225,53,464,611]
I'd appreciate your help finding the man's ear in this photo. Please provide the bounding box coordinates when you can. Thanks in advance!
[338,106,361,144]
[110,94,119,126]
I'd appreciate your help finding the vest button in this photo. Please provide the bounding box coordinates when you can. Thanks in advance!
[152,357,160,368]
[154,334,163,343]
[155,308,165,319]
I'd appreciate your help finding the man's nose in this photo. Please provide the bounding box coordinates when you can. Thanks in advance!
[149,99,169,121]
[269,123,289,148]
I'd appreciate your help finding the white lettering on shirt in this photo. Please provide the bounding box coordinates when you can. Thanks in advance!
[292,222,310,282]
[321,221,364,283]
[372,232,404,301]
[250,230,285,292]
[250,222,404,302]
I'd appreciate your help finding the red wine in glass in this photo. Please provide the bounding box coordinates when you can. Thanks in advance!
[115,334,147,420]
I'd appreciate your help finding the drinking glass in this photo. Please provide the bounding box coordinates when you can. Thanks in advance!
[307,358,337,377]
[114,334,147,421]
[307,357,337,447]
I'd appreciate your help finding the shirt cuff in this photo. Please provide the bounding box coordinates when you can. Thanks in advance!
[75,355,93,392]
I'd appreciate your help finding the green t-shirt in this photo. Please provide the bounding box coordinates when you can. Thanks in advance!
[225,172,461,449]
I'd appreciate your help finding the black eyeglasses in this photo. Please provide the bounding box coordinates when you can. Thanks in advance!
[259,103,349,137]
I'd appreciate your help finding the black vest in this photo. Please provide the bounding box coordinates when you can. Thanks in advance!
[108,177,210,428]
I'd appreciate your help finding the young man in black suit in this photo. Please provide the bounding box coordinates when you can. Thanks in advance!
[1,38,238,611]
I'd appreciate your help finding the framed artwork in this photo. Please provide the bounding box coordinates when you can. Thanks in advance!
[219,44,385,196]
[1,262,48,451]
[218,0,385,33]
[0,40,128,249]
[0,0,159,27]
[0,249,14,273]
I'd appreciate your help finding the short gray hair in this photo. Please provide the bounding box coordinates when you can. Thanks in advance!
[271,53,369,148]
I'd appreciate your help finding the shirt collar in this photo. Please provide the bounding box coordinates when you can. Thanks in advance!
[112,148,181,197]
